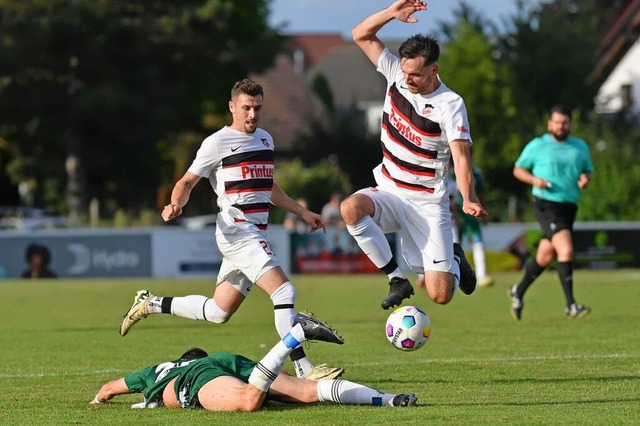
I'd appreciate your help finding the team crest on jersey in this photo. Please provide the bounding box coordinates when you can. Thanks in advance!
[261,138,270,148]
[422,103,434,115]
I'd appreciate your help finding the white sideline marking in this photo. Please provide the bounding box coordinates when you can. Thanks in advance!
[1,353,636,379]
[353,353,637,366]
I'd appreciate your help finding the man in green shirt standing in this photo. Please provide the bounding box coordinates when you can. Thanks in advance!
[508,105,593,320]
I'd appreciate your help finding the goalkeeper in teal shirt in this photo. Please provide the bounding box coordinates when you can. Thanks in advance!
[508,105,593,320]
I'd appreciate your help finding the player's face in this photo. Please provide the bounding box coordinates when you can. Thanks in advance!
[547,112,571,141]
[401,57,439,95]
[229,93,263,133]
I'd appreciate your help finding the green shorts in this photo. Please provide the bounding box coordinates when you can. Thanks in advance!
[458,214,482,243]
[174,352,257,409]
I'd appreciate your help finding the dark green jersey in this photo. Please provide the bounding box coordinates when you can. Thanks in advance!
[123,351,257,408]
[124,357,202,405]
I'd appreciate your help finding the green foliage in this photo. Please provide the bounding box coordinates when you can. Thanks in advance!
[310,73,334,113]
[573,117,640,220]
[0,0,283,218]
[272,159,350,223]
[293,108,380,193]
[438,20,523,220]
[504,1,600,115]
[0,272,639,424]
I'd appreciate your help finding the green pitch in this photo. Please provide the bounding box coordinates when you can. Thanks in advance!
[0,270,639,425]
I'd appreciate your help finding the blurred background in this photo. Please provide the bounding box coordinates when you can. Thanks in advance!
[1,0,639,277]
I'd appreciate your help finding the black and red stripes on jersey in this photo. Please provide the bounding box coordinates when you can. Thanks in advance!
[379,82,442,193]
[222,149,273,229]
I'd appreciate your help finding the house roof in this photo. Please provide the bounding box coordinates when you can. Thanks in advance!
[587,0,640,84]
[287,33,350,71]
[306,41,405,109]
[250,55,329,152]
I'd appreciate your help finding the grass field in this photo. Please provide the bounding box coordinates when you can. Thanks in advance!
[0,270,639,425]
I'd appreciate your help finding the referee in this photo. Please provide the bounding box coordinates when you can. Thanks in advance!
[508,105,593,320]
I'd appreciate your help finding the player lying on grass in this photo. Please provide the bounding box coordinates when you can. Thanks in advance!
[92,313,417,411]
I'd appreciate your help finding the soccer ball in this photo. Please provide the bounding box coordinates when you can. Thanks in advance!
[385,305,431,351]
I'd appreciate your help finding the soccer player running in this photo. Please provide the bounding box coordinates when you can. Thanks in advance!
[119,79,342,381]
[508,105,593,320]
[94,313,417,410]
[341,0,487,309]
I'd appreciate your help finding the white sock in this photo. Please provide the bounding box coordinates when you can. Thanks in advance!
[148,295,230,323]
[472,242,487,279]
[270,282,313,378]
[317,379,395,406]
[146,296,163,314]
[347,216,393,270]
[451,255,461,296]
[270,282,296,337]
[248,324,305,392]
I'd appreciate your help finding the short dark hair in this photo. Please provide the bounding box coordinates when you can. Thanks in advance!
[180,347,208,360]
[231,79,264,100]
[399,34,440,66]
[25,243,51,264]
[550,104,572,119]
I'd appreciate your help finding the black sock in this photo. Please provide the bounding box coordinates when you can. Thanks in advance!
[381,258,398,275]
[289,347,305,362]
[161,297,173,314]
[556,261,575,307]
[516,259,545,298]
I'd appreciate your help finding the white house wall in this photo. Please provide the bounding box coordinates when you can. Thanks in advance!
[595,36,640,114]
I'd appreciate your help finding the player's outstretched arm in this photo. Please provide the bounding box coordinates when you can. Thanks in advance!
[271,183,326,233]
[90,378,132,404]
[352,0,427,65]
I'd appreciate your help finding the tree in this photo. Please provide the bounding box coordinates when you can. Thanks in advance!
[272,159,351,224]
[293,108,380,194]
[438,15,523,221]
[502,0,601,118]
[0,0,283,222]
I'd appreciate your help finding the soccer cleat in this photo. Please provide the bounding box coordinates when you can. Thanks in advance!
[391,393,418,407]
[293,312,344,345]
[303,364,345,381]
[566,303,591,319]
[380,277,414,310]
[508,285,523,320]
[454,243,476,295]
[477,276,495,288]
[119,290,152,336]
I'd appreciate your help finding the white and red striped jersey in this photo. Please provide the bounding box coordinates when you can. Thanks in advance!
[188,126,274,235]
[374,48,472,205]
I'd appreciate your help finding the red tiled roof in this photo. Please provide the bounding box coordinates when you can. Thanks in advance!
[287,34,350,71]
[250,55,329,152]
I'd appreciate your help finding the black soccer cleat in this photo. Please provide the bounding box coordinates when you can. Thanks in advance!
[454,243,476,295]
[391,393,418,407]
[381,277,415,310]
[293,312,344,345]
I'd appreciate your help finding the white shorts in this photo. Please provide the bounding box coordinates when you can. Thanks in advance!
[357,187,454,274]
[215,230,280,297]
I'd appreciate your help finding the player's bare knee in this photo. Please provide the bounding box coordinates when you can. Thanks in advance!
[433,291,453,305]
[340,197,358,225]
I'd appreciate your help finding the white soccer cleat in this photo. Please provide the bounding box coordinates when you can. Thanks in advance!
[119,290,152,336]
[303,363,344,381]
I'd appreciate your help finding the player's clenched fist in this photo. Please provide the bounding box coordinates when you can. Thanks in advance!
[162,204,182,222]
